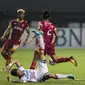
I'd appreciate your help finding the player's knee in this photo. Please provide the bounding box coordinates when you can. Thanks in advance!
[40,50,44,55]
[1,50,8,59]
[1,50,6,56]
[51,57,58,63]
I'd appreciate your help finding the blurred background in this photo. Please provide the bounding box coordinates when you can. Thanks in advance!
[0,0,85,48]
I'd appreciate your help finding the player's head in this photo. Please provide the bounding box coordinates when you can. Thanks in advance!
[11,68,24,77]
[42,10,51,20]
[17,9,25,20]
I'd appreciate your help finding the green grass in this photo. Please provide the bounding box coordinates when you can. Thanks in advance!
[0,48,85,85]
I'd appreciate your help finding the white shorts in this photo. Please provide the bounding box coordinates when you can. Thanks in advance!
[36,60,48,81]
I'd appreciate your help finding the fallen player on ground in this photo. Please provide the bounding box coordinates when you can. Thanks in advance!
[4,56,75,83]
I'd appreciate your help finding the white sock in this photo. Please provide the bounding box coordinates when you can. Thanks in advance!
[56,74,68,79]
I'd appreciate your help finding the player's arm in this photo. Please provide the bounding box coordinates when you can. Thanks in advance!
[1,23,12,40]
[38,22,42,31]
[22,27,30,46]
[27,35,36,45]
[52,28,59,45]
[7,76,23,83]
[4,60,22,72]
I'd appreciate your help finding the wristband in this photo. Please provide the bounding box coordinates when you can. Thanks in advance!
[9,63,12,67]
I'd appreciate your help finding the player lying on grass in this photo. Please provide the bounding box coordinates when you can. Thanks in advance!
[26,30,77,70]
[37,10,77,66]
[4,57,75,83]
[0,9,30,68]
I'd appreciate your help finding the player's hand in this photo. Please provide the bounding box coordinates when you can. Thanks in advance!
[0,36,5,41]
[50,42,56,47]
[7,76,12,81]
[22,41,27,46]
[27,41,30,45]
[4,65,11,72]
[27,40,32,45]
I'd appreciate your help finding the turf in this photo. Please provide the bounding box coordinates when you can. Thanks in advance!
[0,48,85,85]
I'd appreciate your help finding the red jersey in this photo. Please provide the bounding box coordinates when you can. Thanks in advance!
[10,19,28,41]
[38,21,56,45]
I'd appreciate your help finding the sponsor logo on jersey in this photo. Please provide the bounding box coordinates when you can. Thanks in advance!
[14,26,23,31]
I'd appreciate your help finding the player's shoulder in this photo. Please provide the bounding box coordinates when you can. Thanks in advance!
[24,20,28,23]
[38,20,43,26]
[50,21,56,28]
[10,19,17,23]
[9,19,17,25]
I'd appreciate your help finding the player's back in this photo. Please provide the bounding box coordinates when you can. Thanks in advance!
[40,20,56,45]
[10,19,28,41]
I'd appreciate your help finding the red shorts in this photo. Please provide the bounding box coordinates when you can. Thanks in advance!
[44,44,56,56]
[2,38,21,52]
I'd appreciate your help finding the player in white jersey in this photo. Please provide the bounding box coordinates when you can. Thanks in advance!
[4,58,75,83]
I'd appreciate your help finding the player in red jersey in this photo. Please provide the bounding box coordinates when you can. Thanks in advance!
[0,9,30,68]
[38,10,77,66]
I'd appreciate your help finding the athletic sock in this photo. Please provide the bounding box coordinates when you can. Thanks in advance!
[56,57,70,63]
[56,74,68,79]
[30,60,37,69]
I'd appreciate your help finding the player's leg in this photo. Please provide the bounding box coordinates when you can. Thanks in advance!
[30,41,45,69]
[1,49,11,66]
[30,49,39,69]
[1,43,19,67]
[48,46,77,66]
[50,55,77,66]
[30,48,45,69]
[43,73,74,81]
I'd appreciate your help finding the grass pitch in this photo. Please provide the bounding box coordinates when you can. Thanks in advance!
[0,48,85,85]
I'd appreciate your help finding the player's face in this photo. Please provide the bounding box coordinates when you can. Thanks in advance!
[17,70,24,76]
[19,12,25,20]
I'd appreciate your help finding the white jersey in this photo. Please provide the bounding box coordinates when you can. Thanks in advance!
[32,30,44,50]
[18,60,48,82]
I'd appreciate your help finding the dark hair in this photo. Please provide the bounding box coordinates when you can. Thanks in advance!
[11,68,18,76]
[42,10,51,20]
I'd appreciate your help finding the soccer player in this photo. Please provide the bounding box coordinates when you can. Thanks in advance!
[0,9,30,67]
[38,10,77,66]
[4,55,75,83]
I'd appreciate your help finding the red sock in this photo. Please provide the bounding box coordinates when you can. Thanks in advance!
[55,57,70,63]
[30,60,37,70]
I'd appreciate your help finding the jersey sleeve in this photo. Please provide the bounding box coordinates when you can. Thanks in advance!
[18,66,25,71]
[53,24,57,34]
[25,21,29,28]
[8,21,13,28]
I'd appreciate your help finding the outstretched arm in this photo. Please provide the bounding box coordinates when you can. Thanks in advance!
[27,35,36,45]
[7,76,23,83]
[4,60,22,72]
